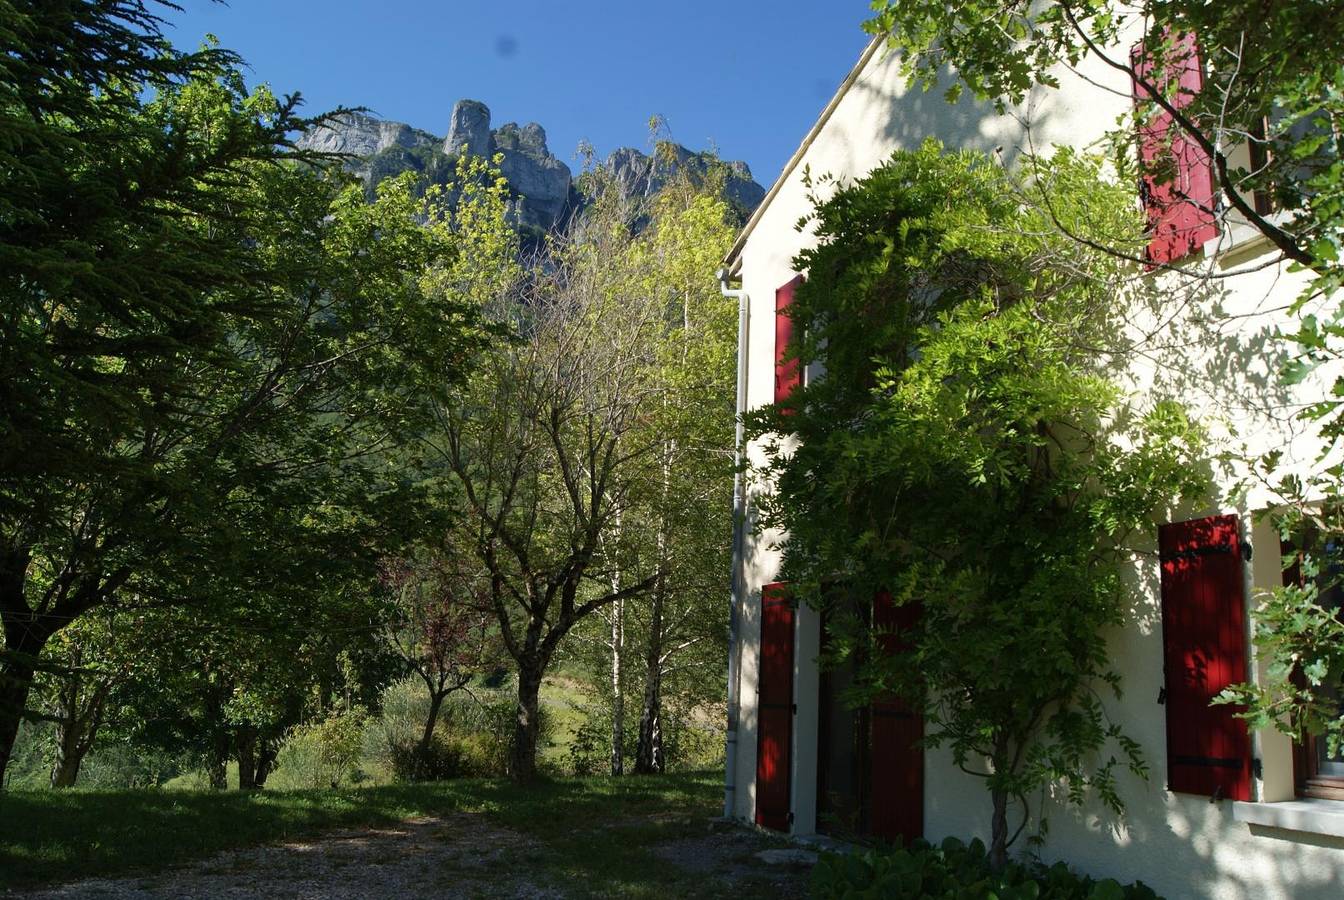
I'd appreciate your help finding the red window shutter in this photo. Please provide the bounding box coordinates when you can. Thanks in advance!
[774,276,802,410]
[1131,33,1218,264]
[869,590,923,843]
[756,582,795,831]
[1158,514,1252,801]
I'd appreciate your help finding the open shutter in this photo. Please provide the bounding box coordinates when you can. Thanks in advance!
[774,276,802,410]
[756,582,795,830]
[1158,514,1252,801]
[869,590,923,843]
[1131,33,1218,264]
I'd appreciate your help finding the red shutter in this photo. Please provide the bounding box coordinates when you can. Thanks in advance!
[1158,514,1252,801]
[1131,33,1218,264]
[756,582,795,830]
[869,590,923,843]
[774,276,802,411]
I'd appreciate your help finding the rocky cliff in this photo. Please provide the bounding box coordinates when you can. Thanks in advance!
[297,100,766,234]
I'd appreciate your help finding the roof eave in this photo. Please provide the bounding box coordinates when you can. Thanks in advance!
[722,34,887,269]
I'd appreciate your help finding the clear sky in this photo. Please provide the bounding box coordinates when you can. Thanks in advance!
[165,1,876,187]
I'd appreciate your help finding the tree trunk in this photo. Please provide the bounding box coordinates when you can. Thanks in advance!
[511,663,545,783]
[50,708,87,789]
[50,747,83,788]
[203,682,230,791]
[418,690,446,757]
[0,616,51,789]
[990,786,1010,871]
[50,648,84,789]
[634,671,663,774]
[237,727,258,790]
[634,587,665,774]
[610,599,624,776]
[254,738,279,789]
[208,732,229,791]
[0,666,30,789]
[636,469,671,776]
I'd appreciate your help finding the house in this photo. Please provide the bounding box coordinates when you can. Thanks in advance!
[719,34,1344,900]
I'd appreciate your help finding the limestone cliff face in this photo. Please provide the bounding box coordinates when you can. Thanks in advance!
[604,144,766,213]
[298,111,438,159]
[297,100,765,233]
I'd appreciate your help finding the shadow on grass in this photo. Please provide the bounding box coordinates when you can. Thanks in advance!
[0,771,723,894]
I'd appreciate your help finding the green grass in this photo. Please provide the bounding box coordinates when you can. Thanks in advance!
[0,771,774,897]
[539,673,592,768]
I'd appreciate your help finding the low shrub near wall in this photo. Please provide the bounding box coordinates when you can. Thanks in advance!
[809,837,1161,900]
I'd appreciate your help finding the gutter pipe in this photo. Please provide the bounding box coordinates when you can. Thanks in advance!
[718,267,749,821]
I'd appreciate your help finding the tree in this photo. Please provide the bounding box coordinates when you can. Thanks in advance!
[559,160,737,776]
[0,2,509,785]
[381,547,501,776]
[747,142,1207,868]
[432,199,684,782]
[864,0,1344,780]
[43,612,142,788]
[622,171,736,774]
[865,0,1342,275]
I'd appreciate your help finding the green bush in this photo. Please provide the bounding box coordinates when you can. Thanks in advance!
[269,707,369,789]
[566,704,635,776]
[75,743,187,789]
[365,677,543,781]
[567,702,723,776]
[387,732,501,782]
[809,838,1161,900]
[387,737,465,782]
[363,677,435,780]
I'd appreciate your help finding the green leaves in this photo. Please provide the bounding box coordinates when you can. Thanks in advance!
[1219,501,1344,755]
[750,143,1205,861]
[809,838,1162,899]
[0,2,515,781]
[867,0,1344,436]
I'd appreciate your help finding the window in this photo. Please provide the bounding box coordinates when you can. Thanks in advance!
[774,275,803,411]
[1282,536,1344,800]
[1130,33,1219,265]
[1157,514,1253,801]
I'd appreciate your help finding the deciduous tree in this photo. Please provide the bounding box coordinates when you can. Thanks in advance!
[748,142,1207,868]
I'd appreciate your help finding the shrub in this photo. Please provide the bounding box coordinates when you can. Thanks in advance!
[566,704,635,776]
[809,838,1161,900]
[388,737,465,782]
[387,732,500,782]
[271,707,369,789]
[567,702,724,776]
[363,677,436,779]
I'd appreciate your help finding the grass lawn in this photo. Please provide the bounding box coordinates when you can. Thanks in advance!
[0,771,790,897]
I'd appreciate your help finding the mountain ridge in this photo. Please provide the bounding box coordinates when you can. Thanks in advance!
[297,100,767,235]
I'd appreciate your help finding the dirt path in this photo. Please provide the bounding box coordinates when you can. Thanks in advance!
[23,814,815,899]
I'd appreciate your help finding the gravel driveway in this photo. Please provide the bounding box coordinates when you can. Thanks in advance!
[21,813,815,899]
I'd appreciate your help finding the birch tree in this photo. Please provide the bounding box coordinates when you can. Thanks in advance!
[431,210,669,782]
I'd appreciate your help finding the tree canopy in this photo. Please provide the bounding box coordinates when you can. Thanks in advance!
[0,1,509,785]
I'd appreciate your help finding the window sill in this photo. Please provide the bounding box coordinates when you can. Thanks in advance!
[1233,798,1344,838]
[1204,209,1293,265]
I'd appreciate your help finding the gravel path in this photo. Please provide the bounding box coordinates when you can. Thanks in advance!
[24,814,559,900]
[21,814,815,899]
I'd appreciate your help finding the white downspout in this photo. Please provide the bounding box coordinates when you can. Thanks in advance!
[719,267,749,821]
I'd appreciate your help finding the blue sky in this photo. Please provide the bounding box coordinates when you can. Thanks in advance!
[165,1,876,187]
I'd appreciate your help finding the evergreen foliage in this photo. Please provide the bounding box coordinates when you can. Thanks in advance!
[0,1,509,786]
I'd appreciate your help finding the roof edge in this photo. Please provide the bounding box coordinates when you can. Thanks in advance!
[723,34,886,269]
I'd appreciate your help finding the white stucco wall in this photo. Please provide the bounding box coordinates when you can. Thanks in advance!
[730,36,1344,900]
